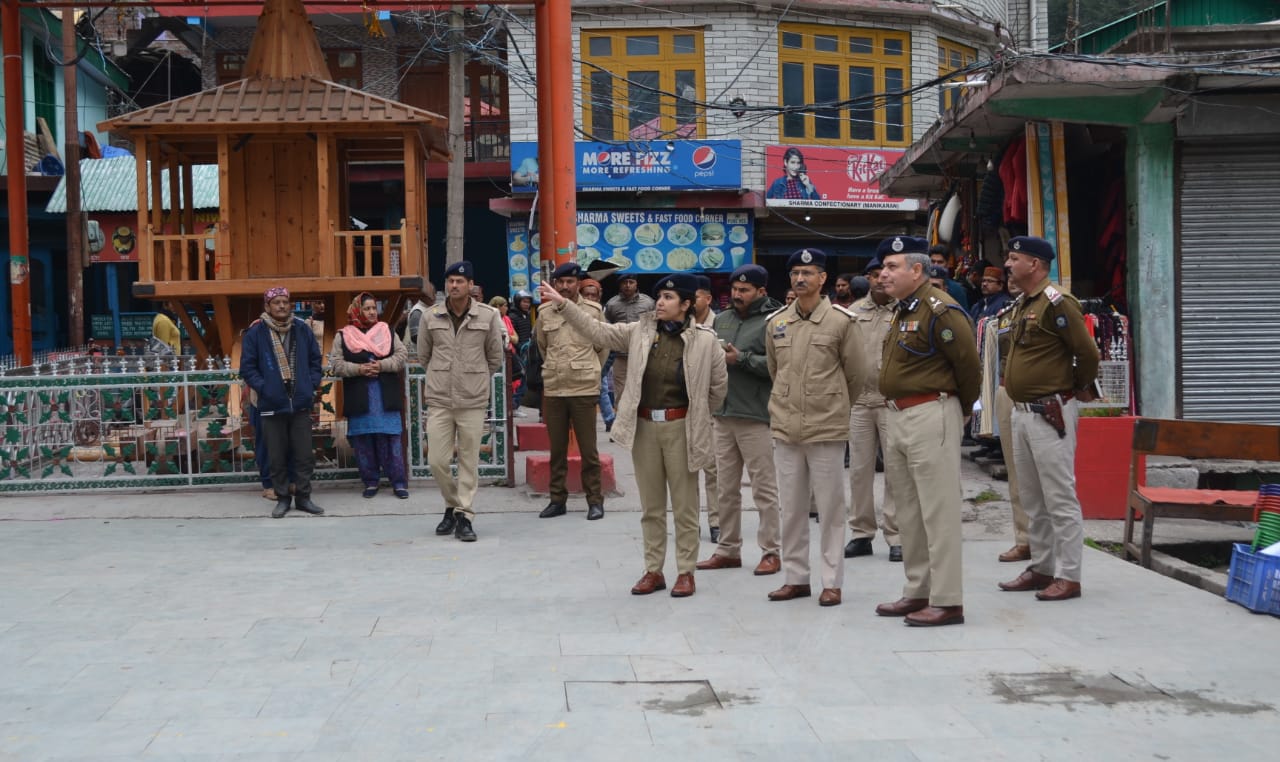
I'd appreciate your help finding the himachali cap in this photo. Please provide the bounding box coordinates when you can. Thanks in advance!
[983,266,1006,282]
[1007,235,1056,262]
[786,248,827,270]
[652,273,699,300]
[263,286,290,305]
[730,264,768,286]
[551,262,583,280]
[444,261,475,280]
[694,274,713,292]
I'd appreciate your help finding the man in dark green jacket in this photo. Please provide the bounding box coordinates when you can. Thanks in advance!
[696,264,784,576]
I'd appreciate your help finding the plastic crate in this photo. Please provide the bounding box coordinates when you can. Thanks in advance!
[1224,543,1280,616]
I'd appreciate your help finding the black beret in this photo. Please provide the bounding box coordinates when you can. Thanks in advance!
[875,236,929,258]
[652,273,699,299]
[694,274,712,292]
[786,248,827,270]
[1007,235,1055,262]
[730,264,768,287]
[863,258,883,275]
[551,262,583,280]
[444,261,474,280]
[618,272,638,282]
[928,264,950,280]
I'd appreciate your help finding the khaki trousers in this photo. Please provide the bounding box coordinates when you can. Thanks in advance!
[612,355,630,408]
[847,404,899,545]
[701,457,719,529]
[775,439,847,589]
[712,417,781,560]
[426,406,487,520]
[884,396,964,607]
[633,418,700,575]
[995,386,1029,546]
[545,395,603,504]
[1011,399,1085,582]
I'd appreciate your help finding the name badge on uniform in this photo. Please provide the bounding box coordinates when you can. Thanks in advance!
[899,320,919,332]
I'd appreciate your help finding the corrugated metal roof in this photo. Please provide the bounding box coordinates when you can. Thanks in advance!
[45,157,220,214]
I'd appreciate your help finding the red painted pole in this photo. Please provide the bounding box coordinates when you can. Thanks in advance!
[534,0,556,277]
[542,0,577,268]
[4,0,33,364]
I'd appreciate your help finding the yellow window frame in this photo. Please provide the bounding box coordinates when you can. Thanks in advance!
[581,28,706,141]
[938,38,977,114]
[777,23,912,147]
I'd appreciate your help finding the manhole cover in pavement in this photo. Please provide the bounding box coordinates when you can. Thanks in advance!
[565,680,721,715]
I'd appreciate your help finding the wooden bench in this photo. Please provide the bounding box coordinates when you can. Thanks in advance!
[1124,418,1277,568]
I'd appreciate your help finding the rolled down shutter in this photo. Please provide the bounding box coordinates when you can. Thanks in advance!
[1179,141,1280,423]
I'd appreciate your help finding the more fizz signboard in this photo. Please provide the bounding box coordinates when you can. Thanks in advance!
[510,140,742,193]
[506,210,753,298]
[763,145,920,211]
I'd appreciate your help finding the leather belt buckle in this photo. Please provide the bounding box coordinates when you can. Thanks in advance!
[640,406,688,422]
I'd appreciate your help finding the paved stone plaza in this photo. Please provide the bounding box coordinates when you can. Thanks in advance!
[2,441,1277,761]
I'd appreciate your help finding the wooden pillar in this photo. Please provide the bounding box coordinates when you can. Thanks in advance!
[134,135,152,281]
[216,134,234,280]
[316,132,334,275]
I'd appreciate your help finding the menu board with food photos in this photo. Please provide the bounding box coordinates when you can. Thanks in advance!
[507,209,754,298]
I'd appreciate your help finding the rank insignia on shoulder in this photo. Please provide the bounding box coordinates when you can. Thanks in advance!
[940,328,955,342]
[1055,315,1068,329]
[1044,285,1064,305]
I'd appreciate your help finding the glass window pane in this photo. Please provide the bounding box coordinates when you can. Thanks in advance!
[814,34,838,53]
[627,70,660,134]
[938,45,945,62]
[674,70,698,133]
[338,52,358,69]
[782,31,803,49]
[813,63,840,139]
[626,36,660,56]
[885,68,905,142]
[884,38,903,56]
[848,66,875,141]
[588,37,612,57]
[590,70,614,140]
[673,34,695,54]
[781,61,805,138]
[849,36,873,54]
[951,51,962,68]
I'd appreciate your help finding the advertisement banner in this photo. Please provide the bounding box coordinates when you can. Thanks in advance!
[763,145,920,211]
[507,209,754,298]
[510,140,742,193]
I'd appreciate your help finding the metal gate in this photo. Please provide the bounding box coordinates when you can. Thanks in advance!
[1179,141,1280,423]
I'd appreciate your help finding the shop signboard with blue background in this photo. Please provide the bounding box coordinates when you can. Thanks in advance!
[507,210,754,298]
[510,140,742,193]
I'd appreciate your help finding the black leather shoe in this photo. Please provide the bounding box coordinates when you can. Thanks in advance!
[586,503,604,520]
[844,538,873,558]
[271,497,291,519]
[294,496,324,515]
[889,545,903,562]
[454,516,477,542]
[435,508,456,536]
[709,526,721,544]
[539,501,567,518]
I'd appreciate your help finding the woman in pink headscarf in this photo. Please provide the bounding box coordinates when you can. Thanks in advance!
[329,293,409,498]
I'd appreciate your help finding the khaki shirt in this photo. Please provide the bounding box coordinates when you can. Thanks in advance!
[879,282,981,408]
[417,298,506,409]
[536,296,608,397]
[1003,279,1100,403]
[994,295,1022,384]
[765,297,865,444]
[849,294,896,407]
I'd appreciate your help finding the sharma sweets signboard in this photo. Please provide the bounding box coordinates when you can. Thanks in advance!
[506,209,754,296]
[510,140,742,193]
[763,145,920,211]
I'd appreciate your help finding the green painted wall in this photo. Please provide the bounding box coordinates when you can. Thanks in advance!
[1125,123,1176,418]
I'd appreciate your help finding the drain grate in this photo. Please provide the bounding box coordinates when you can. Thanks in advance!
[565,680,721,715]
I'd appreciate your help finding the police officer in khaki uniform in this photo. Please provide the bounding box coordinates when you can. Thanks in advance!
[537,262,609,520]
[874,236,980,627]
[993,289,1032,562]
[765,248,865,608]
[845,251,902,563]
[998,236,1099,601]
[418,261,506,542]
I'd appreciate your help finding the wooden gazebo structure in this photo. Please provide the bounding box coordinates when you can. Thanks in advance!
[98,0,447,359]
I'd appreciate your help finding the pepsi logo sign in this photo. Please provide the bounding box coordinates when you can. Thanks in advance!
[692,146,717,171]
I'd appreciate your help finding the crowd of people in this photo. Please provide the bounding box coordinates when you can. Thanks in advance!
[241,234,1099,624]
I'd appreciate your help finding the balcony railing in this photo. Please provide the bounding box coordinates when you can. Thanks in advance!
[333,224,408,278]
[149,232,220,282]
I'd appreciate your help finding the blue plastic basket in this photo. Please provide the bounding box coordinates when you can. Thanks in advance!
[1225,543,1280,616]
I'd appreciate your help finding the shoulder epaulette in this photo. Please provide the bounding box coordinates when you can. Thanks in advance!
[1043,285,1064,305]
[765,304,791,321]
[831,303,856,319]
[926,294,951,316]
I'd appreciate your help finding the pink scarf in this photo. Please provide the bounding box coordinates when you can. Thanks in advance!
[339,321,392,357]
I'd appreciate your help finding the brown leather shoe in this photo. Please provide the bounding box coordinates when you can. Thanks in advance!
[998,568,1054,592]
[695,554,742,571]
[670,572,696,598]
[818,588,842,607]
[767,583,811,601]
[1036,579,1082,601]
[904,605,965,627]
[999,544,1031,562]
[875,597,929,617]
[630,571,666,595]
[753,554,781,576]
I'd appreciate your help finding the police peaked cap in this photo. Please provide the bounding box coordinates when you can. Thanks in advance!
[444,261,475,280]
[786,248,828,270]
[1007,235,1055,262]
[550,262,584,280]
[730,264,768,287]
[875,235,929,258]
[652,273,699,300]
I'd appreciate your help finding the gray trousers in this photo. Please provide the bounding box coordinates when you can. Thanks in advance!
[1011,399,1085,582]
[261,410,314,499]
